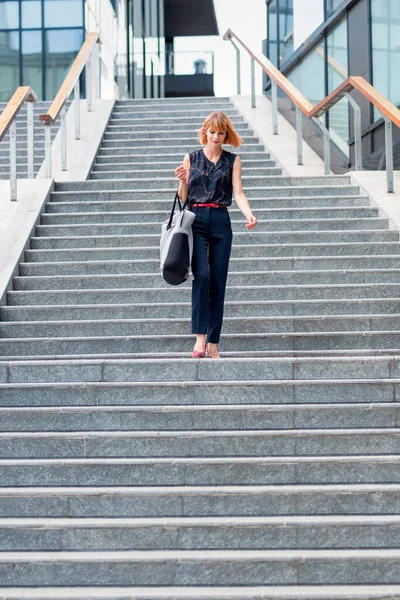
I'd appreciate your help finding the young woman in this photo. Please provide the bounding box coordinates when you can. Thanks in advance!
[175,111,257,359]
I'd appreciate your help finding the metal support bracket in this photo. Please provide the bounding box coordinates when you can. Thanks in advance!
[344,92,362,172]
[86,53,93,112]
[45,125,52,179]
[61,104,67,171]
[271,80,278,135]
[250,57,256,108]
[296,106,303,166]
[313,117,331,176]
[74,80,80,140]
[27,102,34,179]
[9,121,17,201]
[382,115,394,193]
[228,39,241,95]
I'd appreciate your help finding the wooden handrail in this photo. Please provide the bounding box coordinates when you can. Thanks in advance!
[0,87,37,142]
[223,29,314,115]
[223,28,400,127]
[39,32,101,125]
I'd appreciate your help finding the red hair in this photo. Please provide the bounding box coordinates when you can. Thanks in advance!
[197,111,243,147]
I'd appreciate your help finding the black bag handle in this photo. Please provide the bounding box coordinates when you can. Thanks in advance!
[167,191,191,230]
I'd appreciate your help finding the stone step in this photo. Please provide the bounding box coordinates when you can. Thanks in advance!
[45,196,370,212]
[29,231,397,250]
[26,238,398,260]
[5,298,400,321]
[54,176,351,192]
[1,548,400,585]
[1,453,400,486]
[38,207,380,224]
[89,167,284,179]
[112,100,233,112]
[9,281,400,305]
[1,330,400,356]
[45,207,379,225]
[0,378,397,405]
[0,586,399,600]
[0,401,396,429]
[1,515,400,551]
[92,158,275,170]
[0,483,399,518]
[106,121,250,132]
[4,312,400,337]
[33,219,390,237]
[102,130,255,141]
[13,268,400,291]
[94,153,269,164]
[0,354,398,383]
[111,107,239,119]
[1,428,400,459]
[48,186,362,201]
[97,144,264,155]
[19,253,398,277]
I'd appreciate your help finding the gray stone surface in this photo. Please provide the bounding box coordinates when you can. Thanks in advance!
[2,96,400,595]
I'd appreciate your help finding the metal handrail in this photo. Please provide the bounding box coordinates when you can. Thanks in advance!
[39,32,101,177]
[224,28,400,192]
[0,86,38,201]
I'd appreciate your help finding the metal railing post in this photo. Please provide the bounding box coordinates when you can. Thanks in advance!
[296,106,303,166]
[74,80,80,140]
[251,57,256,108]
[86,52,92,112]
[228,39,241,95]
[9,121,17,201]
[314,117,331,175]
[45,124,52,178]
[27,101,34,179]
[271,80,278,135]
[61,104,67,171]
[345,93,362,171]
[383,116,394,193]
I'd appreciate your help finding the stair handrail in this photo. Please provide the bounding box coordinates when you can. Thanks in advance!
[0,86,38,201]
[39,32,101,178]
[224,28,400,192]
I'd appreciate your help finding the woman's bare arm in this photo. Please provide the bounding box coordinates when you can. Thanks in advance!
[175,154,191,201]
[232,156,257,229]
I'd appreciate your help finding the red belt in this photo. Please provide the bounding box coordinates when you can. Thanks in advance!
[192,203,226,208]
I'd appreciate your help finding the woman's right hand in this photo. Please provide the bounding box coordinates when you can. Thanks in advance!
[175,164,188,184]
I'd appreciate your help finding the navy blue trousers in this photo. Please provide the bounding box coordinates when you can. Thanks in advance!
[191,206,233,344]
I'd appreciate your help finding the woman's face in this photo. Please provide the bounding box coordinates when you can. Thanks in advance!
[206,126,226,147]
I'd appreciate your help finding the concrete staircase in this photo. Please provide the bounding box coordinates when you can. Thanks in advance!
[1,97,400,597]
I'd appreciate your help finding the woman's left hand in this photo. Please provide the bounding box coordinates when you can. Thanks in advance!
[246,214,257,230]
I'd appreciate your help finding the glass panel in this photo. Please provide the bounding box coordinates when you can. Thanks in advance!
[44,0,83,27]
[327,17,349,156]
[287,41,325,106]
[22,0,42,28]
[22,30,42,99]
[279,0,293,64]
[0,31,19,101]
[371,0,400,121]
[326,0,343,18]
[268,0,278,67]
[0,1,19,29]
[44,28,83,99]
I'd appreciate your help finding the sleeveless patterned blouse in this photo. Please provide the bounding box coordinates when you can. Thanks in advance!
[187,148,237,207]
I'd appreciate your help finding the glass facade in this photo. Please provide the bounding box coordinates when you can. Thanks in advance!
[326,17,349,156]
[0,0,84,101]
[130,0,164,99]
[267,0,293,68]
[326,0,343,18]
[287,42,325,106]
[371,0,400,121]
